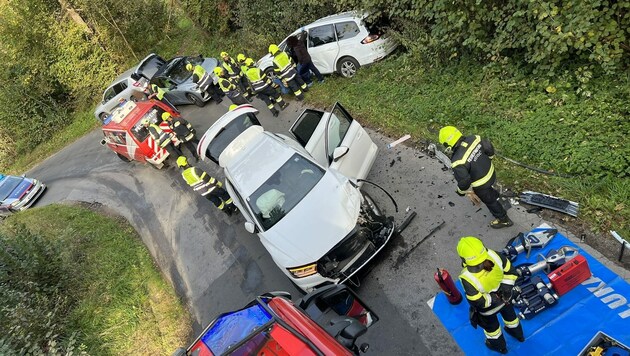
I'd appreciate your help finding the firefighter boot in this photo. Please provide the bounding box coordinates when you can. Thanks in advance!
[271,108,280,117]
[485,340,508,354]
[490,216,513,229]
[504,326,525,342]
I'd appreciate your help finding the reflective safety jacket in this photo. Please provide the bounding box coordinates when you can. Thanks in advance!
[218,77,238,93]
[245,67,271,93]
[181,166,222,197]
[272,51,297,80]
[450,135,496,194]
[192,65,213,92]
[153,86,168,100]
[459,250,518,315]
[169,117,195,142]
[148,124,171,148]
[222,58,242,79]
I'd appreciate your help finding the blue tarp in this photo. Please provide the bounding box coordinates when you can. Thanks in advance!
[431,227,630,355]
[201,302,272,354]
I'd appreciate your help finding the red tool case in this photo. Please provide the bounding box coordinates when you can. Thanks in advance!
[548,255,592,296]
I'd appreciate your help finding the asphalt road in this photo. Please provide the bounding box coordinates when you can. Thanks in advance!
[28,93,630,355]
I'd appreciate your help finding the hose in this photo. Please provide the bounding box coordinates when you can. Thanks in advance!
[496,153,573,178]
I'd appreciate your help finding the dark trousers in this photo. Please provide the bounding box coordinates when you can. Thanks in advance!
[180,140,199,159]
[478,304,523,350]
[299,61,324,83]
[164,144,183,164]
[286,76,306,99]
[206,187,232,211]
[206,84,223,102]
[256,86,286,113]
[227,90,249,105]
[474,185,507,219]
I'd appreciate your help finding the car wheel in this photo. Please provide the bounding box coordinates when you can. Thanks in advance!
[186,93,205,107]
[99,112,108,123]
[116,153,131,162]
[337,57,360,78]
[129,96,138,102]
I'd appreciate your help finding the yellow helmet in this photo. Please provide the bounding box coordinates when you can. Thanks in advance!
[213,67,224,76]
[186,63,193,71]
[176,156,188,168]
[161,112,172,121]
[151,84,158,92]
[220,51,229,58]
[244,58,255,67]
[457,236,488,266]
[268,44,279,55]
[236,53,246,62]
[439,126,462,148]
[229,104,238,111]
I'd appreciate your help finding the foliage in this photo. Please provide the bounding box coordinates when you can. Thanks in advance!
[331,0,629,76]
[0,205,191,355]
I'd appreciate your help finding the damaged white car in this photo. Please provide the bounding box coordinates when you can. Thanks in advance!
[197,103,395,292]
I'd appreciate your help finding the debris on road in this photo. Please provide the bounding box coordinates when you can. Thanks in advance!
[387,134,411,149]
[393,220,445,269]
[519,191,579,217]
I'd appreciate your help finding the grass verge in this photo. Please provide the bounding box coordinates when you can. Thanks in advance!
[0,204,191,355]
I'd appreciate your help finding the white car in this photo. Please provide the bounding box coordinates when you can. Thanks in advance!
[257,11,398,78]
[197,103,395,292]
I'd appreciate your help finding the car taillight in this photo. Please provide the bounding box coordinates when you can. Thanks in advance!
[361,34,380,44]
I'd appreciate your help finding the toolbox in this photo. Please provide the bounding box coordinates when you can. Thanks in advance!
[548,254,591,296]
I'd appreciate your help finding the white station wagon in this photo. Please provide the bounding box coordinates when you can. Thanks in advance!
[197,103,395,292]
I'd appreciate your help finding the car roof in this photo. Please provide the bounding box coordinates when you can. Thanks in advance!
[101,101,152,130]
[307,11,364,27]
[226,131,297,197]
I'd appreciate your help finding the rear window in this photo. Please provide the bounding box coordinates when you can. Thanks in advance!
[206,113,261,164]
[335,21,360,40]
[136,55,166,80]
[103,80,127,102]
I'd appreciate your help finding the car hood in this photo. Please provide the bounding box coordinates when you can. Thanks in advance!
[258,170,361,268]
[0,177,31,204]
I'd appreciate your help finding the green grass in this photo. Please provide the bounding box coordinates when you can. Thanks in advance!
[0,204,191,355]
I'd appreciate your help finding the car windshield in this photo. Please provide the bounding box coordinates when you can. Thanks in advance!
[206,113,261,163]
[248,154,324,230]
[131,106,163,142]
[0,176,23,201]
[163,57,191,83]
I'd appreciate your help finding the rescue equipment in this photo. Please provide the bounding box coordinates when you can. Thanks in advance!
[511,276,559,320]
[520,191,579,217]
[548,254,592,296]
[502,228,558,261]
[434,268,462,305]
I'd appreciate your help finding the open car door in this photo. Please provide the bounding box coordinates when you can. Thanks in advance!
[289,102,377,180]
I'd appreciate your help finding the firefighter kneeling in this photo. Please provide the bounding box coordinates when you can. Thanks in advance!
[177,156,237,216]
[457,236,524,354]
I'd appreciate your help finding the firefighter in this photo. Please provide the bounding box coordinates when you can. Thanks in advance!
[439,126,513,229]
[162,112,199,162]
[142,118,182,164]
[214,67,249,105]
[457,236,524,354]
[229,104,238,111]
[177,156,237,216]
[269,44,308,100]
[149,84,179,113]
[221,51,252,102]
[185,63,223,104]
[244,58,289,117]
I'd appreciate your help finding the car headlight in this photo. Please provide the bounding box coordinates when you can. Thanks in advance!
[288,263,318,278]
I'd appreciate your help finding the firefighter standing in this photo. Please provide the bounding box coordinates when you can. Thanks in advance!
[244,58,289,117]
[162,112,199,162]
[439,126,513,229]
[269,44,308,100]
[177,156,237,216]
[142,118,182,164]
[457,236,524,354]
[221,52,253,102]
[185,63,223,104]
[214,67,249,106]
[149,84,179,113]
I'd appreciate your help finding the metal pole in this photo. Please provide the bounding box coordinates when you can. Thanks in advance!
[610,231,628,262]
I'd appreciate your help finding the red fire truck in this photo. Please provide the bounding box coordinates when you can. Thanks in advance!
[100,99,180,168]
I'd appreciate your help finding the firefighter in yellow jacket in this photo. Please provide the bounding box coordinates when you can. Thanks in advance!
[177,156,237,216]
[457,236,524,354]
[269,44,308,100]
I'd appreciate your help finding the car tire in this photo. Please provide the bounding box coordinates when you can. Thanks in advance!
[98,112,108,123]
[186,93,205,107]
[116,153,131,162]
[337,57,360,78]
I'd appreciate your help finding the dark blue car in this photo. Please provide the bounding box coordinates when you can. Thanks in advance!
[0,174,46,217]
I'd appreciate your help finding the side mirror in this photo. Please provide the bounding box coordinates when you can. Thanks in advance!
[332,146,349,162]
[244,221,257,234]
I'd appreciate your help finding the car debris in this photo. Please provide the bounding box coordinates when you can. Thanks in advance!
[519,191,579,217]
[387,134,411,149]
[427,143,452,169]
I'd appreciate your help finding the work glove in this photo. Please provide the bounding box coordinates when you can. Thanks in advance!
[282,79,288,86]
[466,191,482,206]
[498,284,515,304]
